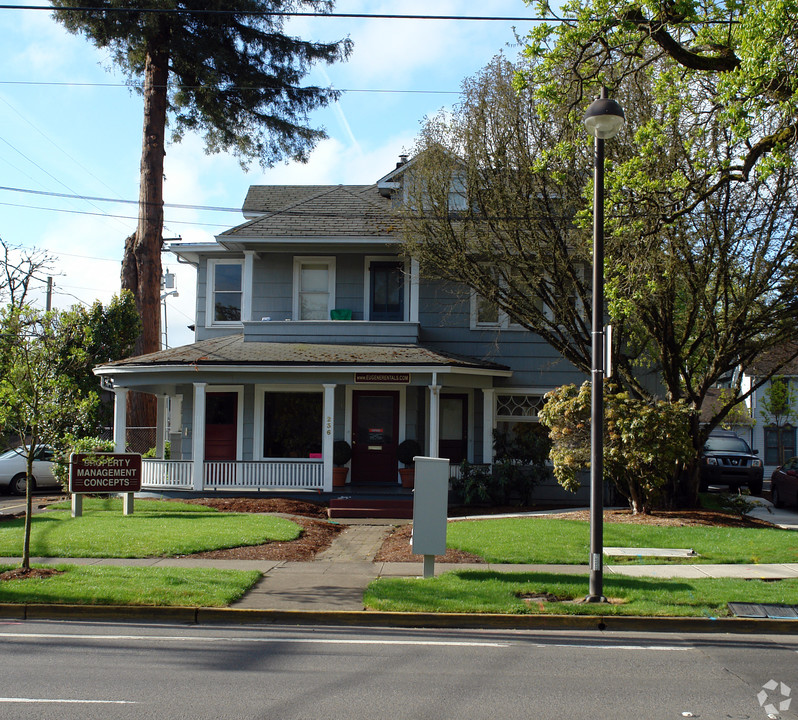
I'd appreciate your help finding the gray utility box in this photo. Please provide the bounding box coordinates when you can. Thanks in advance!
[411,456,449,558]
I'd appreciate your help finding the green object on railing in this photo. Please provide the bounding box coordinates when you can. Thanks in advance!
[330,309,352,320]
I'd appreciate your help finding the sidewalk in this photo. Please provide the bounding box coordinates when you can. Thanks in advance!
[1,499,796,615]
[4,513,798,612]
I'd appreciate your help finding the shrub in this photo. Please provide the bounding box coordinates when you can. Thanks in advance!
[538,381,694,514]
[52,435,115,487]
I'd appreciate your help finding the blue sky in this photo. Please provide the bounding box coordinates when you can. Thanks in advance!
[0,1,540,347]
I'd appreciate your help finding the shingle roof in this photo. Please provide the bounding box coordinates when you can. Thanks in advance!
[96,335,510,373]
[745,343,798,377]
[226,184,398,238]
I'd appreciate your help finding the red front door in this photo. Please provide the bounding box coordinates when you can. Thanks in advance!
[205,392,238,461]
[351,390,399,483]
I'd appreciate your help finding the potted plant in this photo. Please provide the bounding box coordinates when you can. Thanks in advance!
[397,438,422,488]
[332,440,352,487]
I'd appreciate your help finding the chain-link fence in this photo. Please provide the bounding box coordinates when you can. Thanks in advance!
[97,427,157,455]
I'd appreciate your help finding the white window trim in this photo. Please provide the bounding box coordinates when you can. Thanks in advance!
[205,385,244,460]
[363,255,408,322]
[470,290,526,330]
[292,256,336,321]
[206,258,244,327]
[253,384,324,459]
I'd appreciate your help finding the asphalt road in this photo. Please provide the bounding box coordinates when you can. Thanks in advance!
[0,621,796,720]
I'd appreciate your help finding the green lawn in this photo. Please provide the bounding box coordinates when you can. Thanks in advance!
[0,564,260,607]
[364,571,798,617]
[446,517,798,565]
[0,497,300,557]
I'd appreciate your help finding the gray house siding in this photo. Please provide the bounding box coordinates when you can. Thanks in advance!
[417,279,584,388]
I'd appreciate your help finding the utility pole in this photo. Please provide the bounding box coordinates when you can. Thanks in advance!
[45,276,53,311]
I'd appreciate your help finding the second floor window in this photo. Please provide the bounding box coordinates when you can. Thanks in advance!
[294,257,335,320]
[210,261,243,323]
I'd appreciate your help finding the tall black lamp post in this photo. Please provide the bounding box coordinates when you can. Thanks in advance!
[583,87,625,603]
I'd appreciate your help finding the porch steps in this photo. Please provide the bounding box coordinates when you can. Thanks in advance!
[327,498,414,519]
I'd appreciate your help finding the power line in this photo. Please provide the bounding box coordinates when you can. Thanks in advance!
[0,185,241,213]
[0,199,229,227]
[0,7,543,21]
[0,80,460,95]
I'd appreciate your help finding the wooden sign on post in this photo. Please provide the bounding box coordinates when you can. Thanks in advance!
[69,453,142,517]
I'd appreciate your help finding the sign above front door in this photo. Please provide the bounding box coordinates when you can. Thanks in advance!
[354,373,410,384]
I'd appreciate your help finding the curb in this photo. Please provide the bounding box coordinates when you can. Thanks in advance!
[2,603,798,634]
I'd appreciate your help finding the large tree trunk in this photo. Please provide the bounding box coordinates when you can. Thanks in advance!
[121,28,170,431]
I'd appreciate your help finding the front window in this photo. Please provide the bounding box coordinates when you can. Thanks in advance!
[209,261,242,323]
[262,392,323,459]
[294,257,335,320]
[765,426,795,466]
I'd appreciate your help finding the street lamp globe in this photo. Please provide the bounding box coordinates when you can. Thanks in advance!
[584,96,626,139]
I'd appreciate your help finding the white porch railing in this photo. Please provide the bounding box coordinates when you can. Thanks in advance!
[142,460,193,488]
[141,459,324,490]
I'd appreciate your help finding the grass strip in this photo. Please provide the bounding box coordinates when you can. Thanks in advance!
[446,517,798,565]
[0,564,261,607]
[0,498,300,557]
[364,571,798,617]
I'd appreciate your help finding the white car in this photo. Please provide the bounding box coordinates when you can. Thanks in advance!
[0,446,59,495]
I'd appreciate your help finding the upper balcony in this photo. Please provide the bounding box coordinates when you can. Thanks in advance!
[242,319,420,344]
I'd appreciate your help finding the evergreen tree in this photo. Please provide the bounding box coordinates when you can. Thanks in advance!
[50,1,352,425]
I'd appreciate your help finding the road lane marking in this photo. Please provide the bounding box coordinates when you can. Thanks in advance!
[0,697,138,704]
[0,631,509,648]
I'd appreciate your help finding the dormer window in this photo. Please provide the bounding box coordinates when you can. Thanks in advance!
[208,259,243,324]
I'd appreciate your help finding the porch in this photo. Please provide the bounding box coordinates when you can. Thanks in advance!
[140,458,468,491]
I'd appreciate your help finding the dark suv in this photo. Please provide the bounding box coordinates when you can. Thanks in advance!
[699,431,763,494]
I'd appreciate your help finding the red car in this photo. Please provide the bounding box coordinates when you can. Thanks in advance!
[771,457,798,508]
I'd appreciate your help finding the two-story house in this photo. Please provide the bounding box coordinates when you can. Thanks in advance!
[94,156,586,495]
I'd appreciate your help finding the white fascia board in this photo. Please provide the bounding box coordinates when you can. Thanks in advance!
[95,364,512,379]
[167,242,229,264]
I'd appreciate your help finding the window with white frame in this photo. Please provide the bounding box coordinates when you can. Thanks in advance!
[494,393,548,453]
[261,391,323,459]
[208,259,243,324]
[293,257,335,320]
[471,266,525,330]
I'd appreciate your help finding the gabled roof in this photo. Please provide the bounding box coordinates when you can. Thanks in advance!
[224,184,397,239]
[745,343,798,378]
[94,335,511,375]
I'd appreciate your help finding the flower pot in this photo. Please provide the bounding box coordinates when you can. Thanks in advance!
[333,466,349,487]
[399,467,415,489]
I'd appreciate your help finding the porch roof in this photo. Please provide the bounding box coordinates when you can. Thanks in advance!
[94,334,511,376]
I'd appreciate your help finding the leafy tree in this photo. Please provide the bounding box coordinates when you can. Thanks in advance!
[58,291,141,433]
[538,381,694,514]
[0,307,96,571]
[759,376,798,465]
[524,0,798,218]
[401,54,798,505]
[50,0,352,425]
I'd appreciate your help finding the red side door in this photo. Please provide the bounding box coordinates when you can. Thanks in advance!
[205,392,238,461]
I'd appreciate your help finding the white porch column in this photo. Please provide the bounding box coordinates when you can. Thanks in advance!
[156,395,167,459]
[428,377,441,457]
[482,388,495,465]
[113,388,128,452]
[243,250,255,322]
[112,388,134,515]
[409,257,420,324]
[192,383,207,491]
[322,383,336,492]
